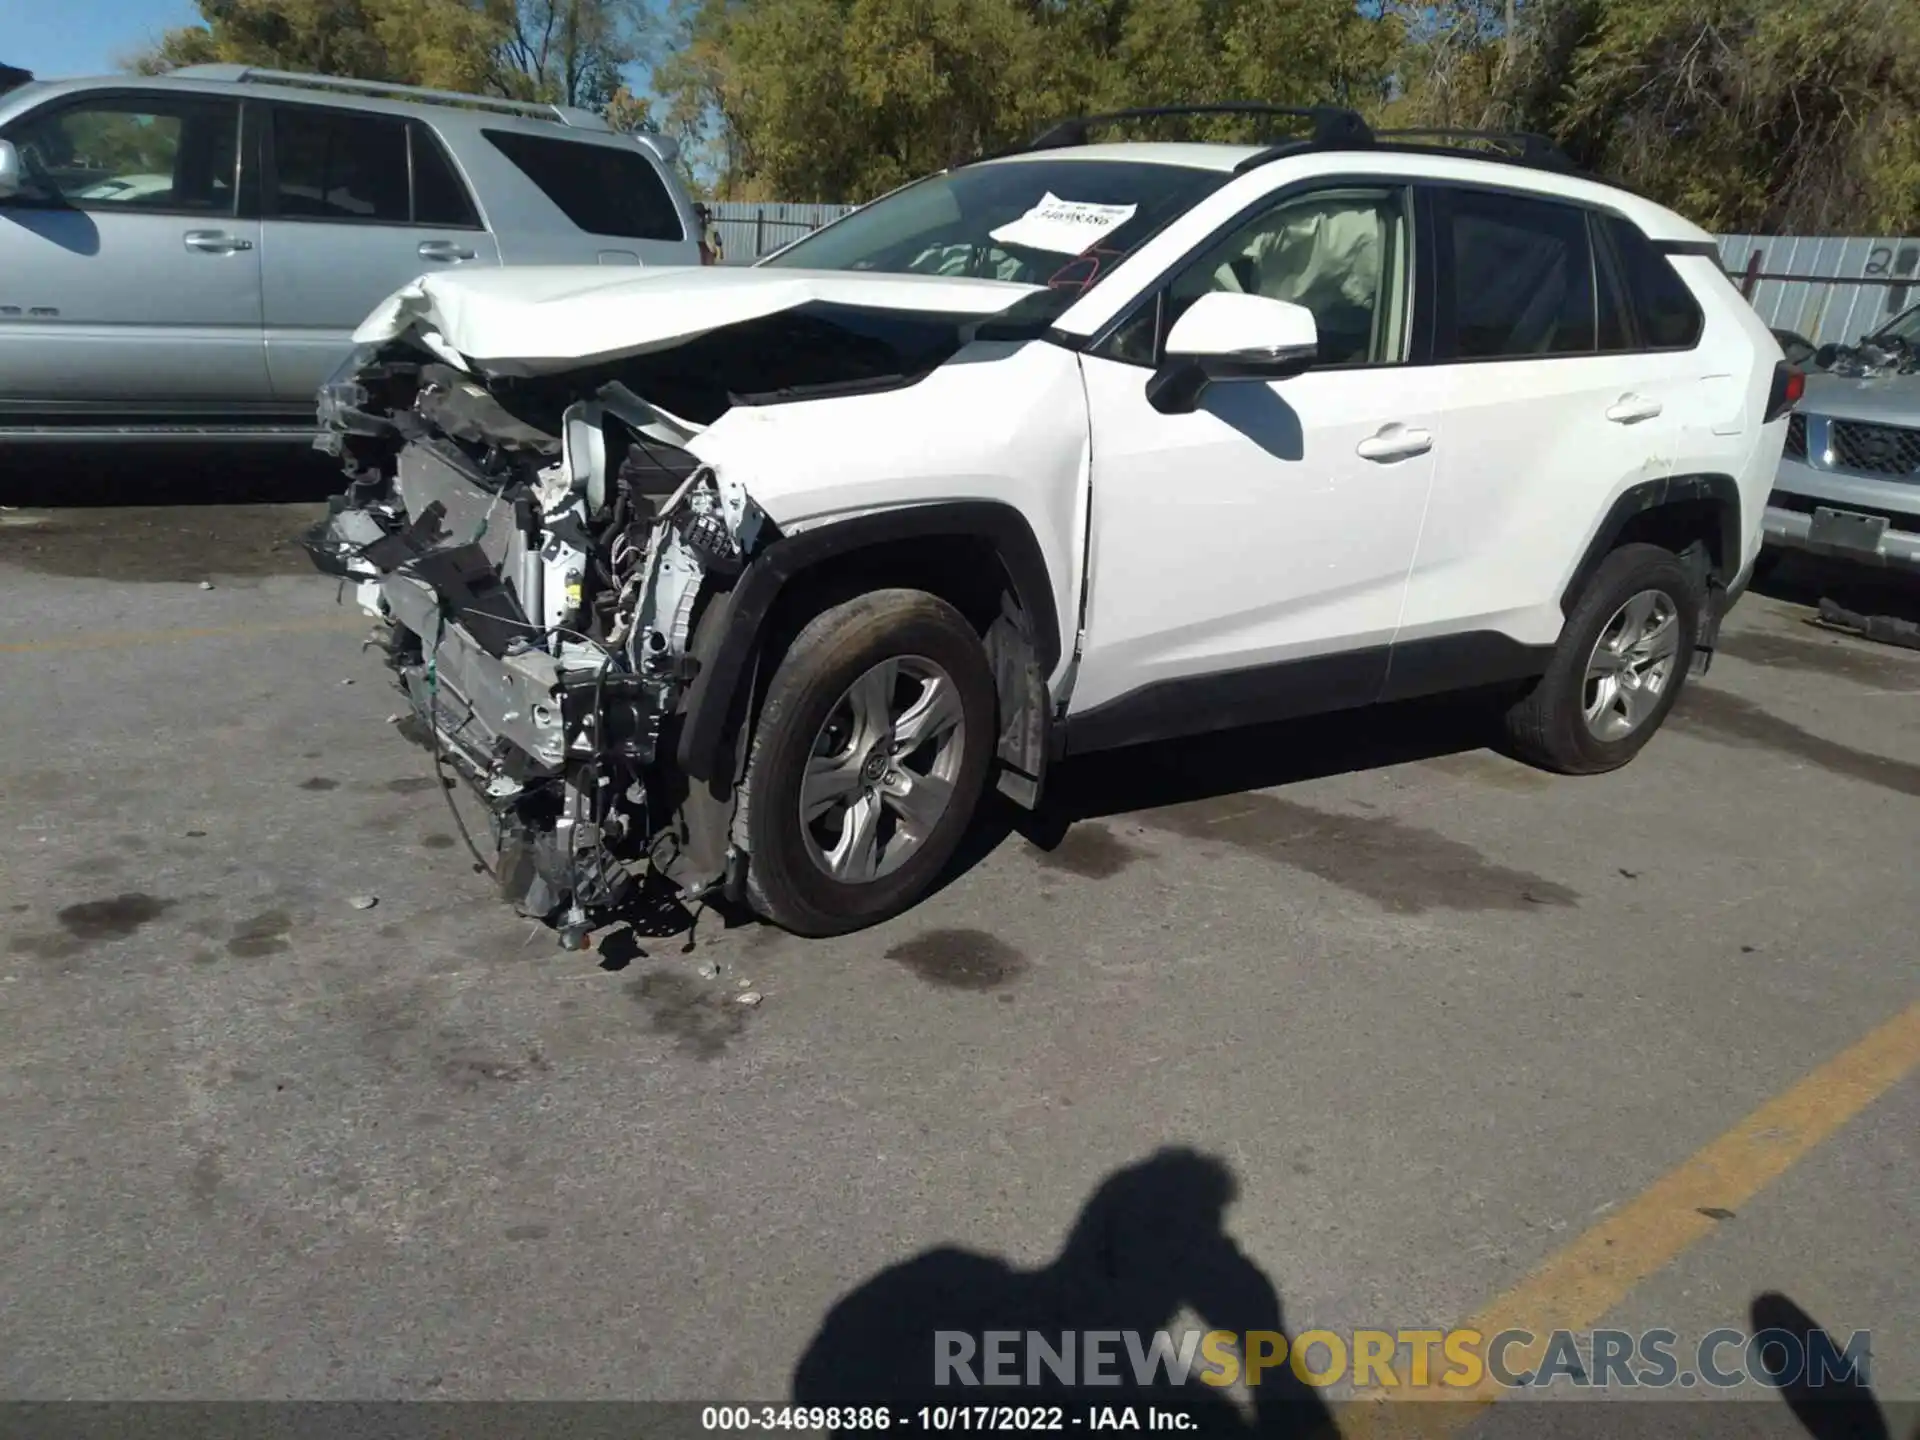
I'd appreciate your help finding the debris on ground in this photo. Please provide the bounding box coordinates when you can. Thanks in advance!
[340,677,356,686]
[696,961,720,979]
[349,894,380,911]
[1815,598,1920,652]
[198,581,215,591]
[735,991,763,1007]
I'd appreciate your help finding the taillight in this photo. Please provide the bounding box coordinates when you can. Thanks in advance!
[1764,361,1804,423]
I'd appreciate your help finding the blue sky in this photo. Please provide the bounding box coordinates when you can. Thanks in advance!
[10,0,204,78]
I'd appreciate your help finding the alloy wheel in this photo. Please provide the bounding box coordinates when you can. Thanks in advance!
[799,656,968,883]
[1582,588,1681,742]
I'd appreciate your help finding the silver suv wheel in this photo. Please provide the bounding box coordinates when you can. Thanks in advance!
[799,655,967,883]
[1582,588,1681,741]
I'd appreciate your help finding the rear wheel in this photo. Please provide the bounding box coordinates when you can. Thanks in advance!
[1502,543,1700,774]
[741,589,996,936]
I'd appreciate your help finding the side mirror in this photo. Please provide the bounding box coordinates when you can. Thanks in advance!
[0,140,21,198]
[1146,291,1319,415]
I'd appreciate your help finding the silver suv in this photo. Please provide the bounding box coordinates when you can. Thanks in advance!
[1768,302,1920,573]
[0,65,702,443]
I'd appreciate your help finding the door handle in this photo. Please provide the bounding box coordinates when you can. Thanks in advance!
[1355,425,1433,462]
[417,240,476,262]
[182,230,252,254]
[1606,394,1663,424]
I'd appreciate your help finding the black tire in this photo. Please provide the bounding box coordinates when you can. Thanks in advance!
[1502,542,1701,775]
[740,588,996,936]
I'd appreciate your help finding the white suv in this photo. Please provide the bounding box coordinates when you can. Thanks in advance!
[304,106,1794,942]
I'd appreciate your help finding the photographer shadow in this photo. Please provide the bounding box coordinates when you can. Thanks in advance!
[793,1147,1337,1436]
[1752,1291,1915,1440]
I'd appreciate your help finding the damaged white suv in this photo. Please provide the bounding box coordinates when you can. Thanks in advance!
[305,106,1795,942]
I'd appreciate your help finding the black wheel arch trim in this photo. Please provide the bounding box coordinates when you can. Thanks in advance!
[674,500,1063,782]
[1559,473,1742,618]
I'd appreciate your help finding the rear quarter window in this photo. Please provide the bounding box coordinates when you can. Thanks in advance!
[1602,216,1704,350]
[482,129,683,242]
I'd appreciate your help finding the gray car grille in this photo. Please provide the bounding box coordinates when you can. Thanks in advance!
[1784,413,1807,459]
[1828,419,1920,478]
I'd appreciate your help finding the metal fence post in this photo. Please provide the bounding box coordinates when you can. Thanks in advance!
[754,210,766,260]
[1741,249,1763,301]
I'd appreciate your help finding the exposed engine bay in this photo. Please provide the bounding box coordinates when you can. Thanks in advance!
[297,259,1068,945]
[303,343,778,946]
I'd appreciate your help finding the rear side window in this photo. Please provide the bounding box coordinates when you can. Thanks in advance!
[1602,216,1704,350]
[1433,188,1595,360]
[482,129,683,241]
[409,123,481,228]
[270,106,410,222]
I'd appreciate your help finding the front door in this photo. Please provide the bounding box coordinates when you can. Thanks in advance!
[0,90,267,410]
[260,103,498,402]
[1066,183,1446,751]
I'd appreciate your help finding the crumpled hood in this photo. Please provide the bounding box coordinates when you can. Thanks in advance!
[1800,369,1920,424]
[353,264,1042,376]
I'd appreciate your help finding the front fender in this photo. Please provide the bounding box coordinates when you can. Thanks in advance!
[674,499,1061,783]
[683,336,1091,687]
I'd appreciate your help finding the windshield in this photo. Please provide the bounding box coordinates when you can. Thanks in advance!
[761,159,1232,297]
[1874,302,1920,345]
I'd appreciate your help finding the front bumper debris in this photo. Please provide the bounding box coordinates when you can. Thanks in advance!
[304,345,768,941]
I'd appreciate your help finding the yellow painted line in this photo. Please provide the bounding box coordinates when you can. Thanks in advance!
[1346,1000,1920,1438]
[0,613,365,655]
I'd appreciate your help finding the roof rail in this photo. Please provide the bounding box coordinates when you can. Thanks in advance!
[163,65,612,131]
[1371,127,1574,169]
[1232,123,1582,179]
[1025,103,1373,152]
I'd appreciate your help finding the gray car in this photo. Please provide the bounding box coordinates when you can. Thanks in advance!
[0,65,702,444]
[1767,302,1920,572]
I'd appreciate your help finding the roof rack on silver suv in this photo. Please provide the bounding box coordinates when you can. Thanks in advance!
[164,64,613,132]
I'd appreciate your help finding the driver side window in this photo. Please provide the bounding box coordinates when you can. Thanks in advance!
[1105,186,1412,368]
[3,95,239,215]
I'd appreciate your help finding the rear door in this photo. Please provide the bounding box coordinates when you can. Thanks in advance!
[1394,184,1697,653]
[259,102,499,402]
[0,89,267,410]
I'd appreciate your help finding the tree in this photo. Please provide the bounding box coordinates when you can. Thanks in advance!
[495,0,655,108]
[1379,0,1920,233]
[1553,0,1920,232]
[124,0,653,113]
[126,0,1920,229]
[655,0,1403,200]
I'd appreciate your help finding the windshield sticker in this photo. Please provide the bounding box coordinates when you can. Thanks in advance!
[989,193,1138,256]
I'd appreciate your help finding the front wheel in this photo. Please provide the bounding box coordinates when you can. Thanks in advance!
[1501,542,1701,775]
[740,589,997,936]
